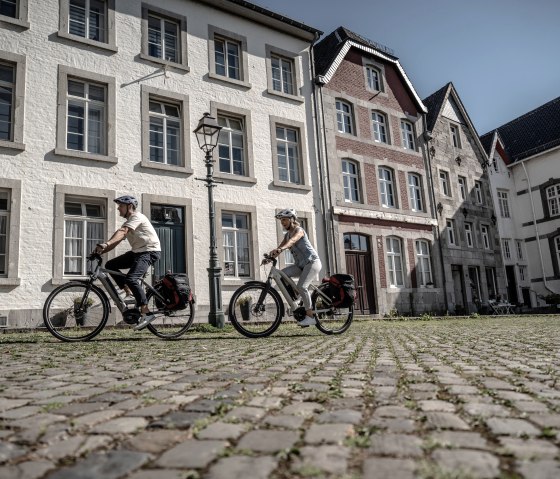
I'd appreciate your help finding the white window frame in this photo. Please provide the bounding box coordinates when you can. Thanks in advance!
[481,225,490,250]
[516,240,524,260]
[265,45,302,102]
[446,219,456,246]
[270,54,294,95]
[147,13,179,64]
[503,239,511,260]
[148,98,181,166]
[450,123,461,148]
[386,236,404,287]
[465,222,474,248]
[546,184,560,217]
[217,114,245,176]
[408,173,423,212]
[555,236,560,268]
[0,0,29,28]
[366,65,382,91]
[439,170,451,197]
[276,125,301,185]
[415,239,433,287]
[474,181,483,204]
[372,111,388,144]
[497,190,510,218]
[208,26,249,88]
[68,0,107,43]
[336,100,354,134]
[0,52,26,151]
[379,167,395,208]
[0,189,10,277]
[458,176,467,201]
[342,159,360,203]
[270,117,309,191]
[519,265,526,282]
[400,120,415,150]
[222,211,251,279]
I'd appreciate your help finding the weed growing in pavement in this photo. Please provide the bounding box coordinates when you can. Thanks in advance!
[343,426,372,448]
[41,402,64,413]
[418,461,474,479]
[540,427,557,438]
[295,465,324,477]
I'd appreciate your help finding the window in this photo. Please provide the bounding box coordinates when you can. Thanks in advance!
[493,157,498,172]
[486,267,497,300]
[379,167,395,208]
[56,66,116,162]
[344,233,368,251]
[555,236,560,267]
[0,190,9,276]
[0,180,21,284]
[497,190,510,218]
[503,239,511,259]
[64,198,106,275]
[481,225,490,249]
[215,37,240,79]
[141,6,187,69]
[148,100,181,166]
[415,240,432,287]
[209,26,249,87]
[0,52,25,150]
[456,176,466,201]
[372,111,388,143]
[516,240,524,260]
[450,124,461,148]
[271,54,294,95]
[270,117,309,190]
[218,115,245,175]
[439,170,451,197]
[222,212,250,278]
[59,0,115,50]
[386,237,404,287]
[342,160,360,203]
[519,265,526,282]
[474,181,483,204]
[547,184,560,217]
[366,65,382,91]
[265,45,301,100]
[400,120,415,150]
[0,62,15,143]
[336,100,354,134]
[465,222,474,248]
[446,219,456,246]
[0,0,17,18]
[408,173,423,212]
[0,0,29,28]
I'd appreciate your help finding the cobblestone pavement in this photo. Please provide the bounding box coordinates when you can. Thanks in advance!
[1,316,560,479]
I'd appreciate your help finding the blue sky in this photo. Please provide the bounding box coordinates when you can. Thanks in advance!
[258,0,560,135]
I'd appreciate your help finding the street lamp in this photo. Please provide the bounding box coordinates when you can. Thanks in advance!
[194,113,224,328]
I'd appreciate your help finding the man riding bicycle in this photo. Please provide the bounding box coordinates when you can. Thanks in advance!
[94,195,161,330]
[268,208,322,327]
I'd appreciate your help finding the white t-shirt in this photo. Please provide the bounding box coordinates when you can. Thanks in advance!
[122,212,161,253]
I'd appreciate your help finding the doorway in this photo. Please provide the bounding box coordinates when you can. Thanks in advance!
[451,264,466,313]
[505,265,518,303]
[150,204,186,281]
[344,233,376,314]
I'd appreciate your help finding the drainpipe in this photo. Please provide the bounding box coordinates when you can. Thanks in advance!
[520,161,557,294]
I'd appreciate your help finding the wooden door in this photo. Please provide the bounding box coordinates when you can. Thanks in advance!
[344,233,376,314]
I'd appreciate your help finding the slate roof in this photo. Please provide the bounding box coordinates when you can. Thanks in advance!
[479,131,494,155]
[480,96,560,162]
[422,83,450,133]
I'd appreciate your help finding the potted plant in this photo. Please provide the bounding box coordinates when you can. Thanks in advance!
[73,296,94,326]
[237,296,253,321]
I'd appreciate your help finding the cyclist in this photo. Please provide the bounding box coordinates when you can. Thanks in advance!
[268,209,322,327]
[94,195,161,330]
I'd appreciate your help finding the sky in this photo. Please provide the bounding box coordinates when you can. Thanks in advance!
[257,0,560,135]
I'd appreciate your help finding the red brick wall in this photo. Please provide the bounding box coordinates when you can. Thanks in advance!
[398,170,409,211]
[377,236,387,288]
[407,238,417,288]
[364,163,378,205]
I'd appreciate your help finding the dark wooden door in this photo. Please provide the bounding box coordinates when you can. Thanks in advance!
[505,265,518,303]
[151,204,186,281]
[344,233,375,314]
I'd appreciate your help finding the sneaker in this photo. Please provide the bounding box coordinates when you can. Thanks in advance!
[134,313,156,331]
[297,316,316,327]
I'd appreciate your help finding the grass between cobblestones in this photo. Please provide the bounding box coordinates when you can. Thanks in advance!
[0,315,559,479]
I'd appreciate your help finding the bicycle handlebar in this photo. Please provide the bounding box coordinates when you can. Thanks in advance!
[262,253,277,267]
[88,252,103,262]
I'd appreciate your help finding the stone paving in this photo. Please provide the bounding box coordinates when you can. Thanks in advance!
[1,316,560,479]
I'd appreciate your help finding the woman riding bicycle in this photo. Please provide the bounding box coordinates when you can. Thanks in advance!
[268,209,322,327]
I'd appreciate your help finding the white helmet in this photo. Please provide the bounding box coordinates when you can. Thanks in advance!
[275,208,297,220]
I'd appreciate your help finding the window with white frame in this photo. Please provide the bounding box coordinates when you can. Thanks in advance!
[222,212,250,278]
[0,0,18,18]
[149,99,180,165]
[215,36,241,80]
[519,265,526,282]
[502,239,511,259]
[147,12,179,63]
[408,173,423,211]
[372,111,388,143]
[450,124,461,148]
[458,176,467,201]
[66,78,106,154]
[555,236,560,266]
[485,267,497,299]
[0,190,9,276]
[400,120,415,150]
[497,190,510,218]
[516,240,524,260]
[64,198,106,275]
[271,54,294,95]
[342,159,360,203]
[439,170,451,196]
[69,0,107,43]
[336,100,354,134]
[276,125,301,184]
[0,62,15,142]
[474,181,483,204]
[379,167,395,208]
[218,115,245,175]
[446,219,456,246]
[366,65,382,91]
[465,222,474,247]
[481,225,490,249]
[547,184,560,217]
[415,239,432,286]
[284,218,307,266]
[386,236,404,287]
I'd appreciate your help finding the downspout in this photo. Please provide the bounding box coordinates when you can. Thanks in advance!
[520,161,557,294]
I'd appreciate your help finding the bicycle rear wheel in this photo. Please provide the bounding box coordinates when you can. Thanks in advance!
[312,284,354,335]
[228,283,282,338]
[43,282,109,342]
[145,287,195,339]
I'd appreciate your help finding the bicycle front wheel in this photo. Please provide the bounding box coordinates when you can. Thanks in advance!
[312,284,354,335]
[43,282,109,342]
[145,287,195,339]
[228,283,282,338]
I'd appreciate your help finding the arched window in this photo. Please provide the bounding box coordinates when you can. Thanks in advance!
[400,120,415,150]
[415,240,433,286]
[336,100,354,134]
[372,111,388,143]
[366,65,382,91]
[386,236,404,287]
[408,173,423,211]
[378,167,395,208]
[342,159,360,203]
[344,233,368,251]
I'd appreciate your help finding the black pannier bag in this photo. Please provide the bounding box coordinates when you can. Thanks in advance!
[324,274,356,308]
[161,273,192,310]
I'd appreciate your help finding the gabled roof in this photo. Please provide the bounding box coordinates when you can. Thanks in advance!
[480,96,560,163]
[314,27,427,113]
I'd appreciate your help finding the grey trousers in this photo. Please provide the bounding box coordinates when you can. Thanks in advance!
[281,259,322,309]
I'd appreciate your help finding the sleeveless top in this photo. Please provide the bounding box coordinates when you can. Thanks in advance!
[285,227,319,269]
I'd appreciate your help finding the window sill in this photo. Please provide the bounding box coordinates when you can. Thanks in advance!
[0,139,25,151]
[0,277,21,286]
[0,15,29,29]
[208,72,251,89]
[213,172,257,184]
[57,31,118,52]
[139,53,190,73]
[266,88,304,103]
[141,160,193,175]
[272,180,311,192]
[55,148,118,164]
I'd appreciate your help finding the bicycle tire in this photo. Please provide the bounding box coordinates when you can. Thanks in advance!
[43,282,109,342]
[145,286,195,339]
[228,283,283,338]
[312,283,354,335]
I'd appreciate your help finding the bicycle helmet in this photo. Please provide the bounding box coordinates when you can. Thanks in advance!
[275,208,297,220]
[114,195,138,208]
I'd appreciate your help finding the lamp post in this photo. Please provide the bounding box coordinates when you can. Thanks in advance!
[194,113,224,328]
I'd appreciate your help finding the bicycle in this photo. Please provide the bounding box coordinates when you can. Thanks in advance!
[227,253,354,338]
[42,253,194,341]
